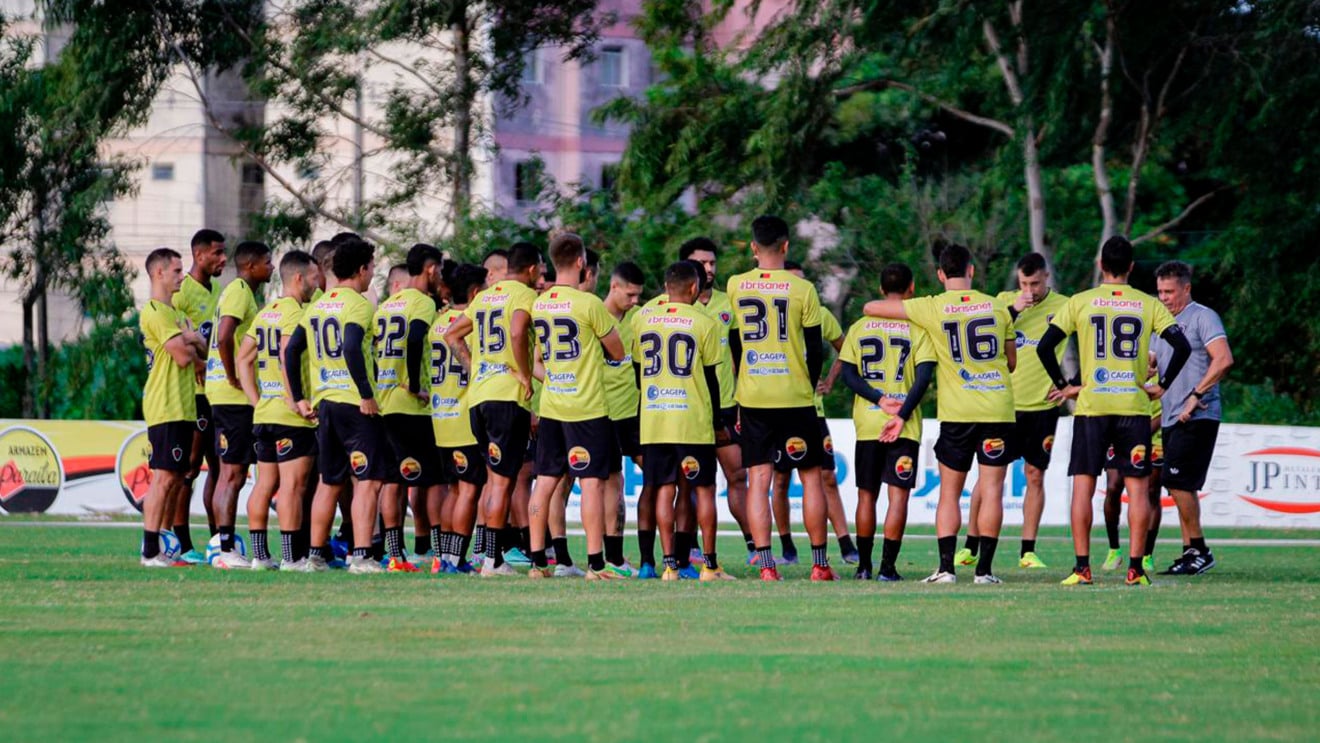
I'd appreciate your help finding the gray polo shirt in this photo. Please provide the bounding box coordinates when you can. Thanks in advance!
[1153,301,1227,428]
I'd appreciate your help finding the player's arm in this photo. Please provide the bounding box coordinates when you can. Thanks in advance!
[282,325,312,417]
[804,324,824,387]
[1037,324,1075,399]
[216,315,241,388]
[1005,331,1017,373]
[728,325,742,376]
[1146,325,1191,401]
[444,314,474,369]
[342,321,377,414]
[510,308,533,400]
[236,335,260,407]
[1190,336,1234,399]
[861,298,908,320]
[878,362,935,443]
[599,327,625,362]
[406,318,430,398]
[818,357,843,395]
[703,364,722,430]
[162,333,198,368]
[839,362,882,404]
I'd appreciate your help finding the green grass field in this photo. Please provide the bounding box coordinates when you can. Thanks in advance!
[1,524,1317,741]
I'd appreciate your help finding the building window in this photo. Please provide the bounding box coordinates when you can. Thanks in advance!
[151,163,174,181]
[521,49,542,85]
[600,162,620,196]
[600,46,625,88]
[241,163,264,185]
[514,160,543,205]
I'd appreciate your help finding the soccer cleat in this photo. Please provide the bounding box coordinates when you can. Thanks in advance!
[973,574,1003,585]
[250,557,278,571]
[661,567,681,581]
[554,564,585,578]
[877,570,904,582]
[777,553,800,566]
[745,552,760,567]
[1018,551,1048,569]
[326,557,349,570]
[841,550,860,565]
[953,548,978,566]
[1125,569,1151,586]
[759,567,783,582]
[348,556,385,574]
[178,549,208,565]
[1102,548,1123,571]
[699,566,738,581]
[387,557,422,573]
[1161,549,1215,575]
[431,556,445,575]
[279,558,310,573]
[212,551,252,570]
[617,559,636,574]
[141,554,186,568]
[527,566,553,579]
[1060,567,1094,586]
[545,545,557,564]
[688,548,706,566]
[922,571,956,584]
[306,555,330,572]
[481,558,518,577]
[854,567,873,580]
[636,563,658,580]
[810,565,842,582]
[1142,555,1154,573]
[678,565,701,580]
[410,553,434,568]
[502,548,532,566]
[586,566,623,581]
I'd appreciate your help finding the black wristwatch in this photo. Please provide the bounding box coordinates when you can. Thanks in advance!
[1190,389,1204,400]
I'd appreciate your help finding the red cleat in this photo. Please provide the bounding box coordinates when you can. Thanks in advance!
[759,566,783,582]
[810,564,842,582]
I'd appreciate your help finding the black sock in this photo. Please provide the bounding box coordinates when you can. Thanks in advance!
[881,538,901,573]
[1145,524,1159,557]
[518,527,531,556]
[430,527,444,557]
[975,537,998,576]
[1075,554,1090,571]
[142,530,161,559]
[219,525,235,553]
[250,530,270,562]
[384,526,405,559]
[1189,537,1208,554]
[552,537,572,567]
[742,532,755,553]
[857,536,875,571]
[1105,519,1121,550]
[280,531,296,564]
[838,534,856,556]
[486,527,503,565]
[532,549,548,569]
[587,552,606,572]
[502,526,519,555]
[704,552,719,570]
[473,524,486,556]
[370,534,385,562]
[675,532,692,568]
[638,528,657,567]
[315,544,334,561]
[173,524,194,554]
[414,532,431,556]
[755,545,774,571]
[457,533,472,563]
[964,534,980,556]
[1129,556,1144,575]
[937,536,956,574]
[663,554,678,570]
[294,530,309,561]
[352,546,369,559]
[810,543,828,568]
[605,535,625,566]
[779,533,797,558]
[1021,538,1036,557]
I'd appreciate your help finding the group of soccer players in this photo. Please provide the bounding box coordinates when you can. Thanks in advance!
[137,218,1231,585]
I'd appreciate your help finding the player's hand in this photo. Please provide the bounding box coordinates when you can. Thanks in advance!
[414,390,430,404]
[879,416,903,443]
[529,413,540,438]
[1013,290,1034,313]
[294,399,315,421]
[227,375,242,390]
[1143,383,1166,401]
[879,397,903,416]
[1048,385,1081,404]
[1178,394,1208,423]
[816,378,832,395]
[517,373,533,401]
[360,398,380,416]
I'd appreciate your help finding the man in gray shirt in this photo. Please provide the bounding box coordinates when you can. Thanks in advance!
[1152,260,1235,575]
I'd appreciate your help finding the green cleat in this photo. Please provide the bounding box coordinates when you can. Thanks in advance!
[954,548,978,566]
[1018,551,1048,569]
[1141,555,1154,573]
[1101,548,1123,571]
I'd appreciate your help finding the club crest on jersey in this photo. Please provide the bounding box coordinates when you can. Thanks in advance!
[568,446,591,471]
[823,435,834,454]
[487,443,502,465]
[276,438,293,457]
[399,457,422,481]
[681,456,701,480]
[1130,445,1147,466]
[895,456,915,480]
[219,433,229,454]
[982,438,1006,459]
[1043,435,1055,454]
[719,311,731,324]
[452,450,469,473]
[350,450,369,475]
[785,437,808,461]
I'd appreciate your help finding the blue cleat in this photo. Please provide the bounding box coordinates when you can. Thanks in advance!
[327,558,349,570]
[637,563,658,580]
[503,547,532,566]
[678,565,700,580]
[777,554,800,566]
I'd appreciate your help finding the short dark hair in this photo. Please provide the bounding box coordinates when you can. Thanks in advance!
[585,248,601,272]
[1016,252,1048,276]
[279,250,316,284]
[678,237,718,261]
[190,229,224,251]
[406,243,443,276]
[548,233,585,271]
[330,231,360,246]
[445,264,488,304]
[311,240,336,268]
[388,263,408,280]
[482,248,509,265]
[665,260,700,292]
[1155,259,1192,285]
[1100,235,1134,277]
[507,242,542,274]
[684,259,710,292]
[233,240,271,267]
[880,263,914,295]
[146,247,180,274]
[611,261,645,287]
[938,243,973,278]
[331,238,374,280]
[751,215,789,249]
[784,260,803,272]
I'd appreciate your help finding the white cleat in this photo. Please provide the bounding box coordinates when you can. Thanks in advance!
[140,554,178,568]
[347,556,385,574]
[212,551,252,570]
[973,574,1003,585]
[554,564,586,578]
[481,558,518,577]
[923,570,957,584]
[250,557,278,571]
[279,558,311,572]
[306,555,330,572]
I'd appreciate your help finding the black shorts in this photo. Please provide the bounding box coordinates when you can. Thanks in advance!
[612,416,642,469]
[211,404,256,466]
[1014,408,1061,471]
[470,401,531,478]
[383,413,443,487]
[1069,415,1151,478]
[739,405,823,472]
[935,422,1016,473]
[316,401,391,485]
[1161,420,1220,492]
[642,443,717,488]
[194,394,216,450]
[717,407,741,448]
[253,424,317,464]
[535,416,618,480]
[818,417,837,472]
[854,439,920,493]
[440,444,488,487]
[147,421,195,473]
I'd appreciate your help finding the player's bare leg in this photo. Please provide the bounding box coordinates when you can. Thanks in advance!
[928,464,967,582]
[508,459,534,560]
[1123,474,1150,578]
[747,463,778,576]
[655,483,678,576]
[211,461,247,564]
[673,482,697,572]
[958,477,983,566]
[854,488,878,577]
[635,479,657,572]
[1019,463,1047,564]
[1145,469,1163,563]
[246,461,279,568]
[771,470,797,563]
[879,484,911,579]
[603,470,627,568]
[410,484,432,558]
[822,469,857,562]
[308,479,347,569]
[799,466,836,579]
[275,456,313,566]
[350,478,384,566]
[423,483,446,570]
[527,474,559,576]
[141,469,185,565]
[1101,468,1124,569]
[378,482,409,565]
[717,445,752,557]
[971,464,1008,581]
[578,476,612,579]
[185,427,218,535]
[482,469,514,570]
[448,480,480,569]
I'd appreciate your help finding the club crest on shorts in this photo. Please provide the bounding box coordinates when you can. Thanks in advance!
[197,416,209,432]
[568,446,591,471]
[275,438,293,457]
[452,450,469,473]
[1106,444,1116,460]
[171,446,183,462]
[1130,445,1147,466]
[1042,435,1055,453]
[399,457,422,481]
[982,438,1005,459]
[1152,444,1164,467]
[218,433,229,454]
[350,450,369,475]
[895,455,915,480]
[681,455,700,480]
[487,442,502,465]
[823,435,834,455]
[785,437,808,461]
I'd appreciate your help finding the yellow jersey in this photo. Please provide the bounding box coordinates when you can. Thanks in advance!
[813,309,845,416]
[532,287,616,422]
[838,317,936,442]
[465,281,538,408]
[997,290,1069,412]
[1051,284,1176,417]
[727,268,822,409]
[245,297,313,428]
[904,290,1015,423]
[429,308,476,447]
[140,300,196,426]
[173,274,221,395]
[633,302,722,445]
[373,288,437,416]
[603,307,640,421]
[644,291,736,409]
[299,286,376,406]
[205,279,260,406]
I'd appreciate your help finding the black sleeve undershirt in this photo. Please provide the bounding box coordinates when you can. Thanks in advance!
[284,325,308,402]
[343,323,374,401]
[406,319,429,395]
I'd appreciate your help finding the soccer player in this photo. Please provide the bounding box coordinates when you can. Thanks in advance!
[430,264,488,574]
[482,248,509,288]
[581,247,602,293]
[960,253,1070,569]
[236,250,321,570]
[284,237,391,574]
[139,248,206,567]
[1153,260,1233,575]
[171,228,226,561]
[728,215,835,581]
[862,243,1017,584]
[1036,236,1191,586]
[634,261,731,580]
[526,233,627,580]
[602,261,646,573]
[840,263,936,580]
[1101,393,1163,572]
[373,244,445,572]
[205,240,273,568]
[445,242,541,576]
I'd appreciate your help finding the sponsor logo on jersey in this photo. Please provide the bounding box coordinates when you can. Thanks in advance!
[982,438,1006,459]
[895,455,914,481]
[1015,330,1027,348]
[784,437,808,461]
[350,450,369,475]
[681,455,701,480]
[0,426,64,514]
[958,368,1003,383]
[536,300,573,313]
[1129,445,1147,466]
[1093,368,1137,384]
[452,450,469,473]
[568,446,591,471]
[740,280,791,292]
[276,438,293,457]
[1092,297,1143,310]
[399,457,422,481]
[487,442,502,465]
[945,301,993,314]
[1042,435,1055,454]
